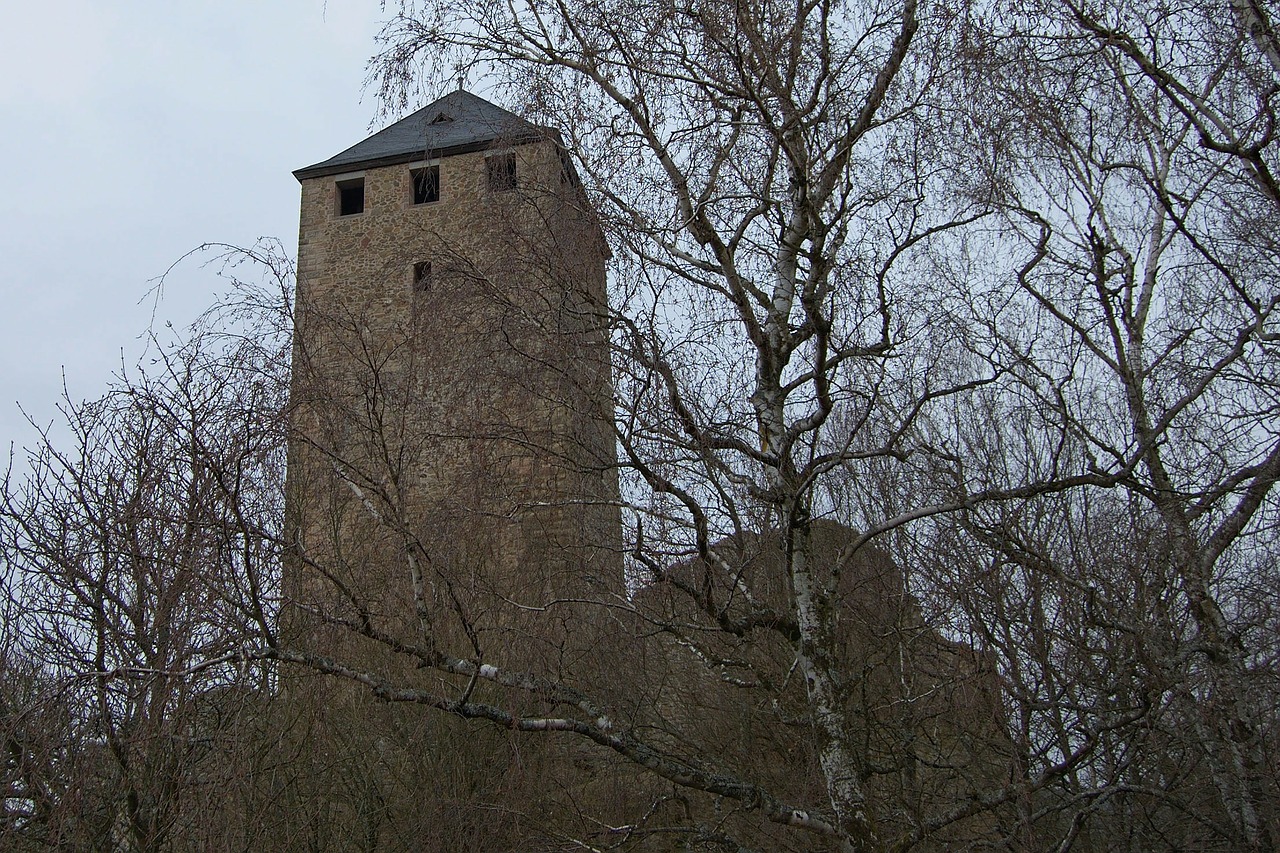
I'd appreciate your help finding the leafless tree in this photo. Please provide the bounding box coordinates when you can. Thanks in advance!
[0,242,293,852]
[767,7,1280,850]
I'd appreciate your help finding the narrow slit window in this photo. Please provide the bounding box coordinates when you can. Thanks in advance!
[411,166,440,205]
[486,153,517,192]
[336,178,365,216]
[413,261,432,292]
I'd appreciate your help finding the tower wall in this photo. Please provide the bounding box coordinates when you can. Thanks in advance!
[285,134,620,678]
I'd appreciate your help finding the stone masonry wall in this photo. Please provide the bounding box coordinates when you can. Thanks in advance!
[285,137,621,682]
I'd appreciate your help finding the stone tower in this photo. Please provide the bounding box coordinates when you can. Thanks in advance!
[285,90,619,676]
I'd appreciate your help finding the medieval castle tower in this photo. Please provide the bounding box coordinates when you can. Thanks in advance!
[285,90,619,676]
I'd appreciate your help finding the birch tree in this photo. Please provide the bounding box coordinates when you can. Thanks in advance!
[893,2,1280,848]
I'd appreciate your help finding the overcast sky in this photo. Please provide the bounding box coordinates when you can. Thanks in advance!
[0,1,398,455]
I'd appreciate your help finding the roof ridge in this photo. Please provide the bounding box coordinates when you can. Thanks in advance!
[293,90,542,181]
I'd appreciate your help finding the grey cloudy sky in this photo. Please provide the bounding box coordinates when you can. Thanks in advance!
[0,1,394,453]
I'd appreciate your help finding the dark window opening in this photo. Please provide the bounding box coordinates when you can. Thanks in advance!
[430,111,453,124]
[337,178,365,216]
[411,166,440,205]
[486,153,517,192]
[558,147,579,187]
[413,261,432,292]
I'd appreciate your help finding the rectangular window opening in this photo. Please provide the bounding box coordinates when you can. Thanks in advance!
[411,165,440,205]
[486,152,517,192]
[413,261,433,292]
[336,178,365,216]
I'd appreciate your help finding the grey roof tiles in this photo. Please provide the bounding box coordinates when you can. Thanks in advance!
[294,90,542,181]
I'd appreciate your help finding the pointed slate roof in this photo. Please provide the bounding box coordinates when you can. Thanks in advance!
[294,90,545,181]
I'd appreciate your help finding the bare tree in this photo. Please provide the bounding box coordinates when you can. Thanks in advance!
[931,4,1280,848]
[0,242,293,852]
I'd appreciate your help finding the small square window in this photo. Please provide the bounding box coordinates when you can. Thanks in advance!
[413,261,432,292]
[411,166,439,205]
[336,178,364,216]
[486,153,517,192]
